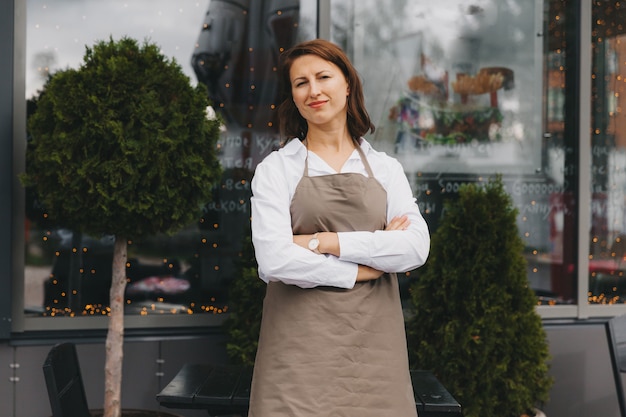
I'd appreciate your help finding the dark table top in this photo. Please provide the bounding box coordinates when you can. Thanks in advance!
[157,363,461,416]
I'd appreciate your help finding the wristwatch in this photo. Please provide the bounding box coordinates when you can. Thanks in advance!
[308,233,321,254]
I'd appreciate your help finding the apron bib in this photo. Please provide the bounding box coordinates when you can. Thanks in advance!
[249,144,417,417]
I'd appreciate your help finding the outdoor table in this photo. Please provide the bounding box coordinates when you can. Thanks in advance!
[157,363,462,416]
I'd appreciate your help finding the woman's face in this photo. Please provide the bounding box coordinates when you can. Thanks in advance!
[289,54,349,130]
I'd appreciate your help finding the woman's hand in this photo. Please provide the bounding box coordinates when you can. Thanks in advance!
[385,215,410,231]
[356,264,384,282]
[354,216,410,282]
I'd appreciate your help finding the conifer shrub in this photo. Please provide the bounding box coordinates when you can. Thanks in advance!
[407,175,552,417]
[223,229,265,366]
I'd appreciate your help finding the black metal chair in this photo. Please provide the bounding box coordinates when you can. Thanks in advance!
[43,343,185,417]
[43,342,94,417]
[607,314,626,417]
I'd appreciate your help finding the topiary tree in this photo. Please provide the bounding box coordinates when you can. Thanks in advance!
[406,175,553,417]
[21,37,222,417]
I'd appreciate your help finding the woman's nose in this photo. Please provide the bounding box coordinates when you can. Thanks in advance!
[309,81,321,97]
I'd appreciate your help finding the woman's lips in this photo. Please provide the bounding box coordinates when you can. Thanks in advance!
[308,100,327,108]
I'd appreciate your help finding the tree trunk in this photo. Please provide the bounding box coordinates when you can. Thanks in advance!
[104,236,128,417]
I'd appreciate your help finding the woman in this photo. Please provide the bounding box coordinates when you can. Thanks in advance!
[249,39,430,416]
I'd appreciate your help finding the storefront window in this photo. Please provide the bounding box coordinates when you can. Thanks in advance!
[588,1,626,304]
[22,0,626,325]
[331,0,576,305]
[23,0,316,321]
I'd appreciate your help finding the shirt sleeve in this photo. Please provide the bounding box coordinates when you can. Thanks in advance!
[336,156,430,273]
[250,156,358,289]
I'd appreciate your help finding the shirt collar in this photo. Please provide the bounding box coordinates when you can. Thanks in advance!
[281,138,306,156]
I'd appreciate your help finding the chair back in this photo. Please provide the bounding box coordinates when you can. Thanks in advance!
[43,342,91,417]
[607,314,626,417]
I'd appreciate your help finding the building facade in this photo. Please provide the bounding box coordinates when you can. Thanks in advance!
[2,1,626,416]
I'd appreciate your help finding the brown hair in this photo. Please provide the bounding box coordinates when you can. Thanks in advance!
[277,39,375,142]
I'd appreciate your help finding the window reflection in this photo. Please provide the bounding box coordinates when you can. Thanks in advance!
[24,0,314,318]
[332,0,576,305]
[588,1,626,304]
[28,0,626,316]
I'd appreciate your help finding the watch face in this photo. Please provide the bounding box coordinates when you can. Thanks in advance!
[308,237,320,251]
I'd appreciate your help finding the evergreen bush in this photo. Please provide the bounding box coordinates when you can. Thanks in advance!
[223,228,265,366]
[406,175,553,417]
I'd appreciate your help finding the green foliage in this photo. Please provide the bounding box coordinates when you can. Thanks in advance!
[223,229,265,366]
[407,175,552,417]
[22,36,222,239]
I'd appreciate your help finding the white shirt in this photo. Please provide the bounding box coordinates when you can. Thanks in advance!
[250,138,430,289]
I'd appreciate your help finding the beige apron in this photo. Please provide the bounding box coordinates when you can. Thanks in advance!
[249,144,417,417]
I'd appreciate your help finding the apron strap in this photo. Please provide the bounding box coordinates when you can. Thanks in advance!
[354,142,376,178]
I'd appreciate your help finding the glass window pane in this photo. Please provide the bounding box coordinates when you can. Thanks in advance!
[588,1,626,304]
[541,0,578,304]
[332,0,576,305]
[24,0,315,319]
